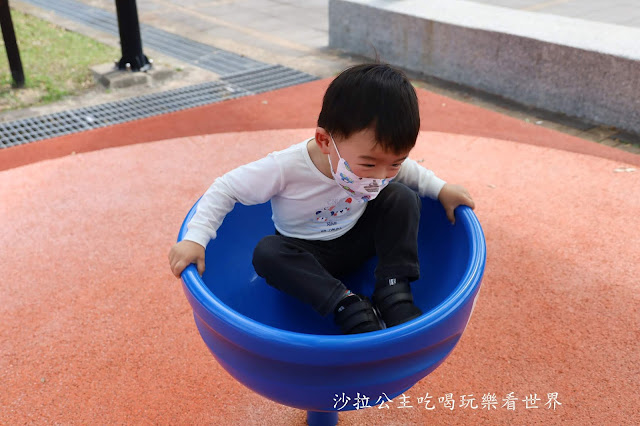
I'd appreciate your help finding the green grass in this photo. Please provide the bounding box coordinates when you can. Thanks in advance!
[0,8,119,112]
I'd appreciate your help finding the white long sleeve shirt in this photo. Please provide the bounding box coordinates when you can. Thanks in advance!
[184,138,446,248]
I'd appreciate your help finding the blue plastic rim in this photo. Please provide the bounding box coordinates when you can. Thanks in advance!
[178,196,486,413]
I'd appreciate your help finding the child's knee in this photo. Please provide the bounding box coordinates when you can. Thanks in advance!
[382,182,421,209]
[252,235,281,273]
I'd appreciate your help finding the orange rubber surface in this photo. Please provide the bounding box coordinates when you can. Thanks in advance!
[1,80,639,425]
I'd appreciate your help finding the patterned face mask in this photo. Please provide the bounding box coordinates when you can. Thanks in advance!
[327,133,395,202]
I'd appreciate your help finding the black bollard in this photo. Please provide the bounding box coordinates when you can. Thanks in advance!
[114,0,151,71]
[0,0,25,87]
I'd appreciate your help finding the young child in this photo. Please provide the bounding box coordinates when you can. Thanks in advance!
[169,63,474,334]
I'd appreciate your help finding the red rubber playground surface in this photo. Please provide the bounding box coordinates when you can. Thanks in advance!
[1,79,639,425]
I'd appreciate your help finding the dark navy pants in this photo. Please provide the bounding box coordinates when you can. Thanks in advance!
[252,182,421,316]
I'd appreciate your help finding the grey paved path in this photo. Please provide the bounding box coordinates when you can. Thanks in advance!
[470,0,640,28]
[68,0,640,75]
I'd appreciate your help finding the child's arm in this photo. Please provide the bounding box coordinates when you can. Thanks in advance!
[394,158,447,199]
[395,158,475,224]
[169,154,284,277]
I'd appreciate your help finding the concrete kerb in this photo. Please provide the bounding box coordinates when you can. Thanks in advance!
[329,0,640,136]
[90,63,175,89]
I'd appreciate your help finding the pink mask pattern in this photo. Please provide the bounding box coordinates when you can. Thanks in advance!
[327,134,394,203]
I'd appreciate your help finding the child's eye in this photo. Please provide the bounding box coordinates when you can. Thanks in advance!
[360,164,376,168]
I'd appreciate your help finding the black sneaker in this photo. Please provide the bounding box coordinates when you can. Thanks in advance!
[372,279,423,328]
[334,294,383,334]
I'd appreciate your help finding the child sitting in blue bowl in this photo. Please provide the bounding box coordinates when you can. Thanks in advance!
[169,63,475,334]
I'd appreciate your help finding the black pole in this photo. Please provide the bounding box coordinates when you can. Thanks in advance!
[0,0,25,87]
[115,0,151,71]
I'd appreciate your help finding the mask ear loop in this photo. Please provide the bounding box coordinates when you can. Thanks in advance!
[327,133,341,176]
[329,133,342,157]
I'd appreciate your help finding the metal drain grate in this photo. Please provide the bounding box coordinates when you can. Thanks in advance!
[23,0,268,76]
[1,65,316,148]
[224,66,319,94]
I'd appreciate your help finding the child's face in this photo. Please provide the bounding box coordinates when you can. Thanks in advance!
[328,127,410,180]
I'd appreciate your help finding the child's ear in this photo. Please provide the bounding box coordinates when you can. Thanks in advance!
[315,127,331,154]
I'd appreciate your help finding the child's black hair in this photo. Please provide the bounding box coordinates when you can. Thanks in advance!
[317,63,420,154]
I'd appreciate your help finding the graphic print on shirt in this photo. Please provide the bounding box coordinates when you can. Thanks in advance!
[314,197,354,230]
